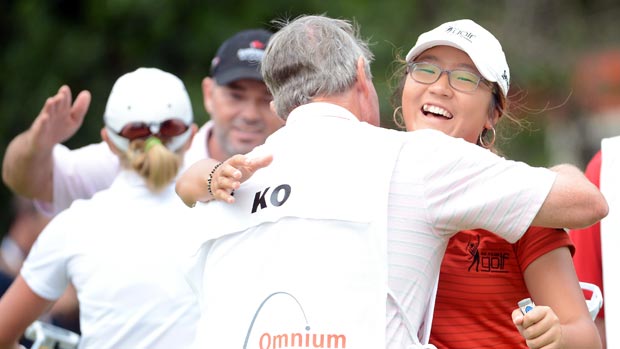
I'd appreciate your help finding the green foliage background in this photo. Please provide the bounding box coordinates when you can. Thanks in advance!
[2,0,620,234]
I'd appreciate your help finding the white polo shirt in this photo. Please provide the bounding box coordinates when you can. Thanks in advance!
[22,170,200,349]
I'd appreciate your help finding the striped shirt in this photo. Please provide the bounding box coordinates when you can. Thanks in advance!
[385,130,555,348]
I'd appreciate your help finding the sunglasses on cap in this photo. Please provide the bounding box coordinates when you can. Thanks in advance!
[114,118,190,141]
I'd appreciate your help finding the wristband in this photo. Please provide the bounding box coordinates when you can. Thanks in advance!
[207,162,223,197]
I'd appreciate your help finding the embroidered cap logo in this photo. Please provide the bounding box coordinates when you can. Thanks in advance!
[238,40,266,63]
[445,26,477,43]
[502,70,509,85]
[250,40,265,49]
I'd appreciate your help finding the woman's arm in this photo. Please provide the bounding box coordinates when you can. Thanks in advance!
[513,247,601,348]
[0,276,54,349]
[175,154,273,207]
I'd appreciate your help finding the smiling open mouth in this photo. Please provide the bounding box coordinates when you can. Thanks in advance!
[422,104,453,119]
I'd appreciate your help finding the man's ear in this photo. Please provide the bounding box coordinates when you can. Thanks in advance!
[268,100,287,122]
[202,77,215,114]
[356,56,371,96]
[101,127,122,155]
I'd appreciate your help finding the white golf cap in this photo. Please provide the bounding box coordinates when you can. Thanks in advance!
[104,67,193,152]
[405,19,510,97]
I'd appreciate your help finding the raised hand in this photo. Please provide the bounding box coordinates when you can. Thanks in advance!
[2,85,92,200]
[31,85,91,150]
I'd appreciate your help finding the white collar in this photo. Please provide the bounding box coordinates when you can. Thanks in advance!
[286,102,360,125]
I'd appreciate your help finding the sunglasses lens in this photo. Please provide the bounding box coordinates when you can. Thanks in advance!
[119,123,151,140]
[118,119,189,140]
[159,119,189,137]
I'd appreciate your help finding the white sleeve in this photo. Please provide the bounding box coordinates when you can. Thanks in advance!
[401,130,555,243]
[20,212,73,300]
[48,142,119,215]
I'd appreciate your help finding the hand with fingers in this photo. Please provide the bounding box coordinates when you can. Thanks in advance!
[512,305,562,349]
[2,85,92,200]
[175,154,273,208]
[31,85,91,151]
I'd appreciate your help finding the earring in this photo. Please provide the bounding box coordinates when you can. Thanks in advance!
[393,106,405,129]
[479,126,496,149]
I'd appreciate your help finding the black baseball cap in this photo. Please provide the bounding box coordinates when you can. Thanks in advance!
[210,29,272,85]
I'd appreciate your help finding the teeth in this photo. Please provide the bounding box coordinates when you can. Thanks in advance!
[423,104,453,119]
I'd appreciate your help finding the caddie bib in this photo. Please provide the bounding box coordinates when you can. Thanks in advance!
[185,104,414,349]
[601,135,620,347]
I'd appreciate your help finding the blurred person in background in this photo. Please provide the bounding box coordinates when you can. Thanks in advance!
[0,196,79,336]
[570,133,620,349]
[0,196,49,279]
[1,28,283,217]
[0,67,201,349]
[1,196,48,299]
